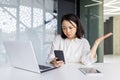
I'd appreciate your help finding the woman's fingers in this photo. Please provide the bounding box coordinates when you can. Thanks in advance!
[54,61,64,67]
[95,32,113,45]
[103,32,113,39]
[51,57,64,67]
[53,57,57,61]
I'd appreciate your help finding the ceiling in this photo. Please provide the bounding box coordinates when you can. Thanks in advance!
[104,0,120,20]
[84,0,120,21]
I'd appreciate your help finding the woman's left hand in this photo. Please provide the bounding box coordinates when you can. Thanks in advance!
[95,32,113,45]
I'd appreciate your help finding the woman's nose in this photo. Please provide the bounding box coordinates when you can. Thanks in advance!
[66,28,70,33]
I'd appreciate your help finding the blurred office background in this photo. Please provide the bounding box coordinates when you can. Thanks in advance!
[104,0,120,63]
[0,0,120,65]
[0,0,58,65]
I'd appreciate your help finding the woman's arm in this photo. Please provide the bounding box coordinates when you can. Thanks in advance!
[47,35,64,67]
[91,32,113,58]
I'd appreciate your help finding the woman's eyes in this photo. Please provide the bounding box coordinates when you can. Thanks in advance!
[62,26,73,30]
[69,27,73,29]
[62,27,66,30]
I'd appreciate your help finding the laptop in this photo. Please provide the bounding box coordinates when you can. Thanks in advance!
[3,40,57,73]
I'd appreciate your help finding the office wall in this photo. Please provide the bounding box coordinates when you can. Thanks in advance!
[58,0,76,34]
[104,17,113,55]
[113,16,120,55]
[104,16,120,55]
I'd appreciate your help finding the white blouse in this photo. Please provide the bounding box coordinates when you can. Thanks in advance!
[47,35,97,65]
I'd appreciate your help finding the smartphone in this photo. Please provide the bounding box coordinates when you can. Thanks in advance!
[79,68,102,75]
[54,50,65,62]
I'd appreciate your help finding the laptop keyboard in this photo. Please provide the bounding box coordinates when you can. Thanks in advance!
[39,65,52,70]
[39,65,57,73]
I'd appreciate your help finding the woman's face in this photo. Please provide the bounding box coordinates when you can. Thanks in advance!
[62,20,77,39]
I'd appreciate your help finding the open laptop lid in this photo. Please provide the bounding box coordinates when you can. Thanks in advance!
[3,41,41,73]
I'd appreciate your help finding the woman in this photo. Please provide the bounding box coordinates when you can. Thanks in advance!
[47,14,112,67]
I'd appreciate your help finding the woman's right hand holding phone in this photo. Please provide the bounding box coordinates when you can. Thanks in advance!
[51,57,64,67]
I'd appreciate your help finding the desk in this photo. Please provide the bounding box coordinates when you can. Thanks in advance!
[0,64,45,80]
[0,63,120,80]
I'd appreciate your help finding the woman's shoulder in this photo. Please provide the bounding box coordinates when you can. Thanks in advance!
[78,37,87,40]
[53,35,64,44]
[53,35,63,42]
[79,37,89,43]
[55,34,62,39]
[81,38,90,45]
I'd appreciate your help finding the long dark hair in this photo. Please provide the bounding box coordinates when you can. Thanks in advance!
[61,14,85,39]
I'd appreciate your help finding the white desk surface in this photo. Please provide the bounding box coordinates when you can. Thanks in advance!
[0,63,120,80]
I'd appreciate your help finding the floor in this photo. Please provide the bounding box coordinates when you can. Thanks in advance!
[104,55,120,63]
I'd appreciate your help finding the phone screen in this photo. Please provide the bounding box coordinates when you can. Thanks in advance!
[54,50,65,62]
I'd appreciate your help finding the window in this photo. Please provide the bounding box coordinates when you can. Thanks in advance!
[0,0,58,64]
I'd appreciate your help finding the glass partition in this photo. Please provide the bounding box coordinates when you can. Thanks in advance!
[80,0,103,62]
[0,0,58,64]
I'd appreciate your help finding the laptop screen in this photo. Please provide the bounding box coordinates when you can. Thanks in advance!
[3,41,41,73]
